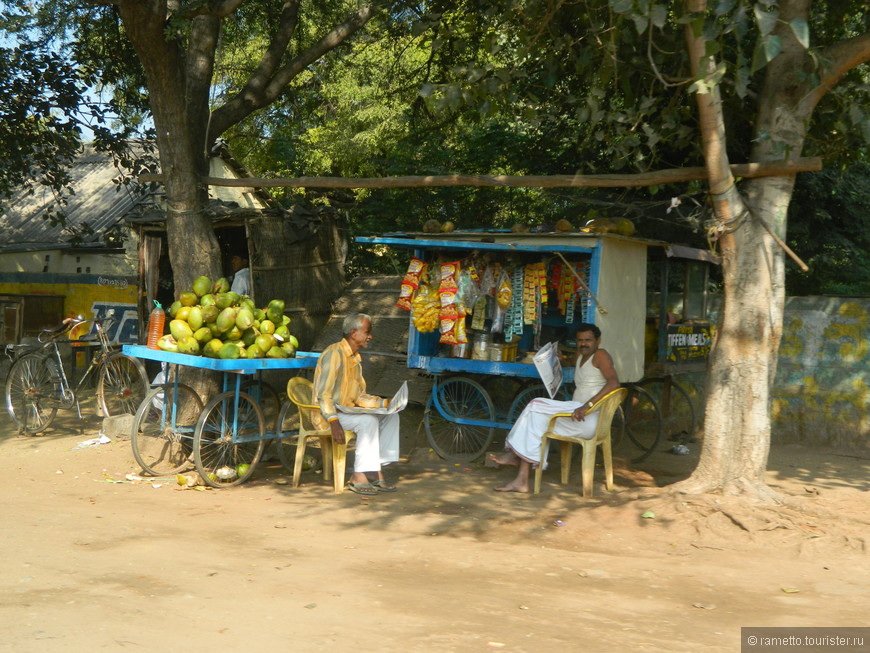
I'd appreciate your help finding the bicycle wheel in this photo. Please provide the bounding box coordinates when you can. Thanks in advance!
[622,384,662,463]
[97,353,148,417]
[274,400,323,475]
[636,377,697,443]
[131,384,203,476]
[424,376,495,462]
[193,391,265,488]
[5,354,58,434]
[506,383,572,424]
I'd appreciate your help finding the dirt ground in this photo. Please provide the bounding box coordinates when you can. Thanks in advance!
[1,396,868,653]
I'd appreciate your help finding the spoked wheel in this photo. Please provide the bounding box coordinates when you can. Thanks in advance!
[274,399,323,475]
[97,353,149,417]
[5,354,58,434]
[193,391,265,488]
[506,382,572,424]
[622,384,663,463]
[635,377,697,444]
[424,376,495,462]
[131,384,203,476]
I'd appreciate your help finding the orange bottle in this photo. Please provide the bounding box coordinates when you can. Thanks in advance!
[146,301,165,349]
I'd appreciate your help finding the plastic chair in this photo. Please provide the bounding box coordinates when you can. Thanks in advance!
[285,377,356,494]
[533,387,628,497]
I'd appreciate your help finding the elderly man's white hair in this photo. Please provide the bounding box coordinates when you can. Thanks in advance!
[342,313,372,337]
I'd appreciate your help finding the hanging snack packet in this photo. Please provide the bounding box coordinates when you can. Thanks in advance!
[496,270,512,309]
[439,309,459,344]
[396,257,427,310]
[439,261,460,292]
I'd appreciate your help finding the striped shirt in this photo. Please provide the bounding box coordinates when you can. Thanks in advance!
[312,338,366,429]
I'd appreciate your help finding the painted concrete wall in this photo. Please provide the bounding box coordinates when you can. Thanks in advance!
[0,270,139,344]
[670,296,868,450]
[773,296,869,449]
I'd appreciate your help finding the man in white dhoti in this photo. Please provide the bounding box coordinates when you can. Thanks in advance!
[488,323,620,493]
[312,313,400,496]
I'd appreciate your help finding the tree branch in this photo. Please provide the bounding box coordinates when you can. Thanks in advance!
[802,32,870,114]
[187,14,220,160]
[209,0,247,18]
[173,0,247,19]
[208,5,374,139]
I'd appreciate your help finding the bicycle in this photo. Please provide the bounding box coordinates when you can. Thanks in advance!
[4,315,149,434]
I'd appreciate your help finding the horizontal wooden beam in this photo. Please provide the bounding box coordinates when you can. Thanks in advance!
[138,157,822,189]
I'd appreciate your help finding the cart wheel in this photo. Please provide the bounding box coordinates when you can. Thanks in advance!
[4,354,58,434]
[131,384,203,476]
[635,377,697,444]
[424,376,495,462]
[622,384,662,463]
[97,353,149,417]
[506,383,571,424]
[274,399,323,474]
[193,391,265,488]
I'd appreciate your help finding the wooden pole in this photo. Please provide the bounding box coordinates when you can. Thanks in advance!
[138,157,822,189]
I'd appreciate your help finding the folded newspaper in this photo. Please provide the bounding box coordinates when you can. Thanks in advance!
[533,341,564,399]
[338,381,408,415]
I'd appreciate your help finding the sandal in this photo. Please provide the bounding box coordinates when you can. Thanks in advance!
[346,482,378,496]
[372,480,397,493]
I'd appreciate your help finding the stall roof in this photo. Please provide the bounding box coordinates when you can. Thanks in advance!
[358,230,718,262]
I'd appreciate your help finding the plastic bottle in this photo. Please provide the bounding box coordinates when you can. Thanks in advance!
[146,301,165,349]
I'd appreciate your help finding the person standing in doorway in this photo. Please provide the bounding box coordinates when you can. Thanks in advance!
[230,253,251,297]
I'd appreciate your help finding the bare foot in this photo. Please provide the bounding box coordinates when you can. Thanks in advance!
[487,451,519,467]
[493,481,529,493]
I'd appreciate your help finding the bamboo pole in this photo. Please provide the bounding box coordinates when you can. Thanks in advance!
[138,157,821,189]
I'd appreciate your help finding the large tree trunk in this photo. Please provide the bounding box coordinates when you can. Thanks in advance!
[117,1,222,292]
[674,0,815,497]
[118,1,222,402]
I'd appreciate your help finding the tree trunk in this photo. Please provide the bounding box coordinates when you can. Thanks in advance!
[118,1,222,402]
[674,0,813,497]
[117,1,222,292]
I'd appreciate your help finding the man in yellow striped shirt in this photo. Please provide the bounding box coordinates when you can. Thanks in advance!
[313,313,400,495]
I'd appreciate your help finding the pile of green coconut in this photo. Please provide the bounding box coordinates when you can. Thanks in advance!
[157,276,299,359]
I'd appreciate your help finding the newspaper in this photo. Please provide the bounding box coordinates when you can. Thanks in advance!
[533,341,564,399]
[337,381,408,415]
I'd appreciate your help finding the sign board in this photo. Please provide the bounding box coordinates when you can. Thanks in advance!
[665,323,713,363]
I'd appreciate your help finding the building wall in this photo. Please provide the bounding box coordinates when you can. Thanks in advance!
[0,264,139,344]
[772,296,869,449]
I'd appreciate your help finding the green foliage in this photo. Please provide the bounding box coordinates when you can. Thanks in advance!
[786,163,870,296]
[0,15,84,218]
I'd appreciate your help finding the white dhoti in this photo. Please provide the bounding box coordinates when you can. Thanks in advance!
[504,397,599,468]
[335,412,400,473]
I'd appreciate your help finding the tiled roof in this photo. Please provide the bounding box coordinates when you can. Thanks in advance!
[0,144,154,251]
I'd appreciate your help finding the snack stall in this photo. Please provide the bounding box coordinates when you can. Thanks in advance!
[356,230,659,462]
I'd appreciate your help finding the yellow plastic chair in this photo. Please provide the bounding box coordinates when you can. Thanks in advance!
[533,387,628,497]
[285,377,356,494]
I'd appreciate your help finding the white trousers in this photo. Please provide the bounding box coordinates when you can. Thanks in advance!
[335,412,400,473]
[505,398,599,468]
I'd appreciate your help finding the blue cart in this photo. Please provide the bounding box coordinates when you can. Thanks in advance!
[357,231,672,463]
[123,345,319,487]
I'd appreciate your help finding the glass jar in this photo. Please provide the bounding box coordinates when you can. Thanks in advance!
[472,332,491,361]
[488,343,503,362]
